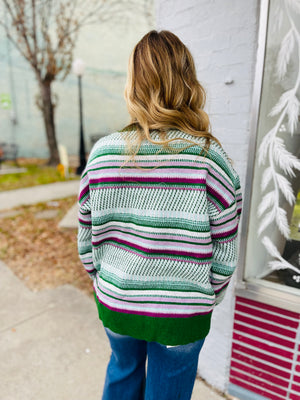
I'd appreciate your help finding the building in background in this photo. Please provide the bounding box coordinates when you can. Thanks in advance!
[0,2,154,159]
[157,1,300,400]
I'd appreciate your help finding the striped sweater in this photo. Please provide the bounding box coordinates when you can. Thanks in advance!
[77,129,242,345]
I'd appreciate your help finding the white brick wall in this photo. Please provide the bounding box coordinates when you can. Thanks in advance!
[156,0,259,392]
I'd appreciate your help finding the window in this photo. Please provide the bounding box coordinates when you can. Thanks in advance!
[243,0,300,296]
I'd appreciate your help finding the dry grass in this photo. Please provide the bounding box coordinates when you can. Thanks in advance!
[0,158,79,191]
[0,196,93,297]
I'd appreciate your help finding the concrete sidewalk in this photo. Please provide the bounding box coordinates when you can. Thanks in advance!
[0,180,80,211]
[0,183,230,399]
[0,261,225,400]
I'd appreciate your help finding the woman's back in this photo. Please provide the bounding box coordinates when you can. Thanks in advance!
[78,128,242,345]
[78,29,243,400]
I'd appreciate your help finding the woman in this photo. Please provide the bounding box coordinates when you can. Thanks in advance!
[78,30,242,400]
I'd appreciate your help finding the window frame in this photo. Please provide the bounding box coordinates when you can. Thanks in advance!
[235,0,300,313]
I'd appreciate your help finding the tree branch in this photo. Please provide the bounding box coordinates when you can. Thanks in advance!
[0,19,32,65]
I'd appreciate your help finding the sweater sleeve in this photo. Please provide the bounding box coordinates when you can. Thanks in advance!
[77,169,97,280]
[207,166,243,306]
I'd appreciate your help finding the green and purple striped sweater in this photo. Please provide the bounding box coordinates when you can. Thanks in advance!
[77,129,242,345]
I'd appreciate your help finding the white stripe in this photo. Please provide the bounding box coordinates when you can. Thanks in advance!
[233,319,296,344]
[231,358,291,383]
[231,349,298,376]
[211,219,238,232]
[232,339,296,363]
[88,152,232,182]
[100,262,213,290]
[93,207,209,223]
[97,275,215,300]
[230,374,300,397]
[235,310,298,332]
[89,153,203,165]
[233,328,296,353]
[90,169,207,178]
[211,270,236,280]
[231,366,288,388]
[236,299,300,322]
[80,253,92,259]
[94,286,214,315]
[287,320,300,398]
[92,220,211,239]
[94,231,212,254]
[212,203,237,220]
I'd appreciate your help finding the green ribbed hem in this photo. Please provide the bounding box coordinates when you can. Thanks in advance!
[93,292,212,345]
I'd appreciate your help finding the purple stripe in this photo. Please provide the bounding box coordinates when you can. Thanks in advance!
[208,197,222,213]
[93,226,212,244]
[88,167,207,177]
[211,226,238,239]
[209,168,234,192]
[208,175,235,202]
[84,266,96,272]
[90,185,205,192]
[80,174,89,185]
[88,161,232,194]
[207,185,230,208]
[92,236,213,259]
[98,282,215,305]
[90,177,206,185]
[211,218,238,233]
[98,288,212,311]
[92,231,212,251]
[104,243,211,265]
[79,218,91,225]
[213,281,230,294]
[79,185,89,202]
[79,225,91,230]
[89,160,207,169]
[214,211,238,225]
[94,290,213,318]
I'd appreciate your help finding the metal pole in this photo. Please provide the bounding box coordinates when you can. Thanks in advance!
[76,75,86,175]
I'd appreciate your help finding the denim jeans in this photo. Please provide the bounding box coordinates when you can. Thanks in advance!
[102,327,205,400]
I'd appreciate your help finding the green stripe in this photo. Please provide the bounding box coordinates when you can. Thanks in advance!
[92,239,213,262]
[213,231,238,242]
[94,292,212,345]
[211,263,236,276]
[207,193,226,210]
[92,227,212,246]
[79,191,89,204]
[92,214,210,232]
[212,213,237,226]
[88,164,209,172]
[95,280,212,307]
[89,181,207,189]
[99,274,214,295]
[79,220,91,227]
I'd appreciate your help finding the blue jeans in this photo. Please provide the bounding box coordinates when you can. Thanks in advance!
[102,328,205,400]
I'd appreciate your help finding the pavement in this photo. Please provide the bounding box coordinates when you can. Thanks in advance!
[0,180,80,211]
[0,182,229,400]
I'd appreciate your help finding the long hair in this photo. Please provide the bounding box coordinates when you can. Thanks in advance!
[121,30,221,170]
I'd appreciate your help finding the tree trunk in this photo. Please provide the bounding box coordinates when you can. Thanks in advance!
[39,80,60,166]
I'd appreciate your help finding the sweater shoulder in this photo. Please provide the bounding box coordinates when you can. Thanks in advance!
[207,141,240,189]
[86,131,124,163]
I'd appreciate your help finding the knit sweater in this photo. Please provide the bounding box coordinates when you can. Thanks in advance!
[77,129,242,345]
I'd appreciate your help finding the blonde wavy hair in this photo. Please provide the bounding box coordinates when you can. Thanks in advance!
[121,30,221,170]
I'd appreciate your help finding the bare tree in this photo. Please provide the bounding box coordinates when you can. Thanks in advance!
[0,0,154,165]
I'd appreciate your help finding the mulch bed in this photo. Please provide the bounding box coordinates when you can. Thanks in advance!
[0,196,94,297]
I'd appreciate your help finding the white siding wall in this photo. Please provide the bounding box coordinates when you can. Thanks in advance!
[156,0,259,392]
